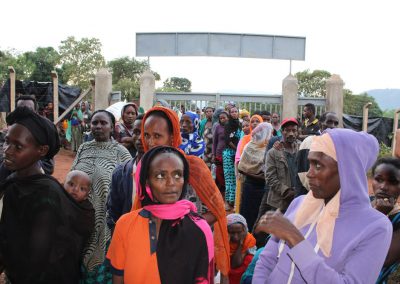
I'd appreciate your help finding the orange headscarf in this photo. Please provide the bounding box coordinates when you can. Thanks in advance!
[134,106,230,276]
[238,115,263,156]
[229,233,256,255]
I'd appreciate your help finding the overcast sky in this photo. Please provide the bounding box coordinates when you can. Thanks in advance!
[2,0,399,94]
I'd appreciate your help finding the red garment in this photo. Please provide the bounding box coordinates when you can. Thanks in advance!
[229,254,253,284]
[228,233,256,284]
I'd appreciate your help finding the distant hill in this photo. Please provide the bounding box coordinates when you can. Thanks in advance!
[366,89,400,110]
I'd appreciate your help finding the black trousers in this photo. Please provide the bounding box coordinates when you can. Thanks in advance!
[240,176,265,232]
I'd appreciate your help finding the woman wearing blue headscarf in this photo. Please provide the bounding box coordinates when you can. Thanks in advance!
[179,111,205,158]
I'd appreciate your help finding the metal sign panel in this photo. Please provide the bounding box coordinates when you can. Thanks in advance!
[136,32,305,60]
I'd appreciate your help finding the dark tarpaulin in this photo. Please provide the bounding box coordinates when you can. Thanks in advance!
[343,114,394,146]
[0,79,81,113]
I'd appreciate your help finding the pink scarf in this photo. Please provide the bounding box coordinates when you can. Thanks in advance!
[143,198,196,220]
[136,161,214,263]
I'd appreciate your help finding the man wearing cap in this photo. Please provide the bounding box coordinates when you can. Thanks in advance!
[264,117,301,212]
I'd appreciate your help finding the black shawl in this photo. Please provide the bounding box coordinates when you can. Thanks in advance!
[0,174,94,284]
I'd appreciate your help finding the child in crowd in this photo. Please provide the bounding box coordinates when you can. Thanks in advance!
[63,170,95,234]
[64,170,92,203]
[227,213,256,284]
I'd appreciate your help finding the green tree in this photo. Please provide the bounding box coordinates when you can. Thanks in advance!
[113,78,140,101]
[107,57,160,84]
[107,57,160,101]
[23,47,61,82]
[0,49,16,86]
[343,89,382,117]
[295,69,383,116]
[382,109,397,118]
[161,77,192,92]
[0,49,32,86]
[295,69,331,97]
[59,36,105,89]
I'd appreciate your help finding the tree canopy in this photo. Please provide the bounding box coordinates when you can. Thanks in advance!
[295,69,331,97]
[0,47,62,85]
[107,56,160,101]
[24,47,61,82]
[160,77,192,92]
[343,89,382,117]
[1,38,162,102]
[59,36,105,90]
[296,69,382,116]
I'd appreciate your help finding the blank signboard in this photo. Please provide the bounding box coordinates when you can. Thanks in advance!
[136,32,305,60]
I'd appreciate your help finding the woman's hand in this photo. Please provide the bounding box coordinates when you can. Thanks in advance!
[255,210,304,248]
[372,197,396,215]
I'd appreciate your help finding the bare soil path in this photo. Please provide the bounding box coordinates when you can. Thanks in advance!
[53,148,75,183]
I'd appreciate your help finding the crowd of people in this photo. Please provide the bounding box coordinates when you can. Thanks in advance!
[0,96,399,284]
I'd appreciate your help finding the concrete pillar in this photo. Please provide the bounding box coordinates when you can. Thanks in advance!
[325,74,344,127]
[281,74,298,119]
[139,70,155,112]
[51,71,59,121]
[94,68,112,111]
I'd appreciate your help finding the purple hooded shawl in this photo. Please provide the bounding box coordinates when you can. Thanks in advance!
[253,128,392,284]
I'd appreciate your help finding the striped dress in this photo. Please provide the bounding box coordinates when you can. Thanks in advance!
[71,140,131,283]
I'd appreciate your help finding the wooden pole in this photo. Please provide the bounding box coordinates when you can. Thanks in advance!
[51,71,59,121]
[90,79,95,111]
[54,86,93,125]
[392,108,400,156]
[362,102,372,132]
[8,66,15,112]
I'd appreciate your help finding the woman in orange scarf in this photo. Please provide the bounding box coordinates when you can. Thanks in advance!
[132,106,230,278]
[108,146,214,284]
[227,213,256,284]
[234,115,262,212]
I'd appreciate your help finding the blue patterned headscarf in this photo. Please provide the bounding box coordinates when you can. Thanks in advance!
[179,111,205,157]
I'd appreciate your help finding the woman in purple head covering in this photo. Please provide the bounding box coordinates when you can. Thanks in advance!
[253,128,392,284]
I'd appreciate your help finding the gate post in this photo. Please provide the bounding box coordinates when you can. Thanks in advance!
[139,70,155,112]
[51,71,59,121]
[325,74,344,127]
[94,68,112,111]
[282,74,298,119]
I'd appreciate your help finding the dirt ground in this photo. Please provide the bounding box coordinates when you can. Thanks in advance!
[53,148,76,182]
